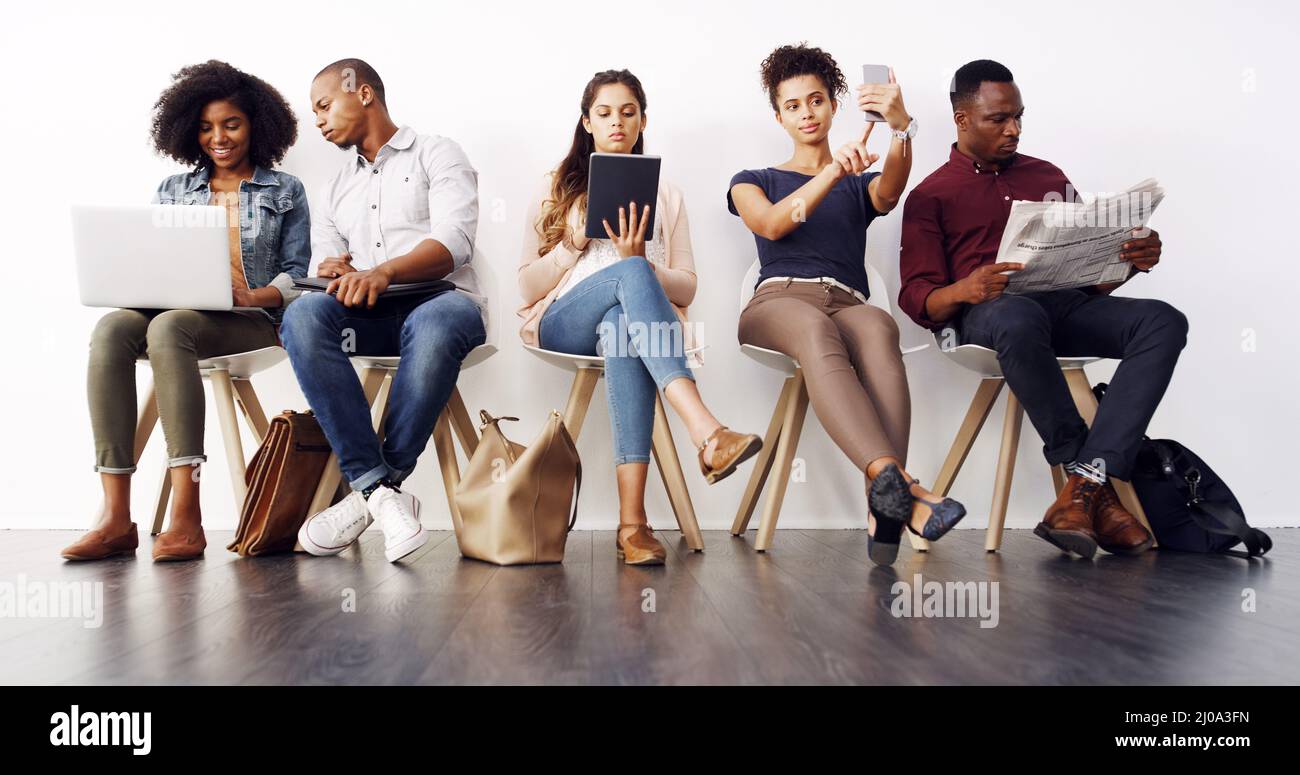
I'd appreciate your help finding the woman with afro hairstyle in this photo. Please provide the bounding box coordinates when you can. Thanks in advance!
[518,69,762,565]
[727,43,966,565]
[63,60,310,563]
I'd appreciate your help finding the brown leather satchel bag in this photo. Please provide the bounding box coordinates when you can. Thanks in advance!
[228,410,336,557]
[453,410,581,565]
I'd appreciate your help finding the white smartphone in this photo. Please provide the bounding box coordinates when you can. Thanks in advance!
[861,64,891,122]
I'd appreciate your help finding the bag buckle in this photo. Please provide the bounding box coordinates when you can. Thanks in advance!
[1185,468,1202,503]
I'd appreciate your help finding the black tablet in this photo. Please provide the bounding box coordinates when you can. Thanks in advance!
[584,152,661,240]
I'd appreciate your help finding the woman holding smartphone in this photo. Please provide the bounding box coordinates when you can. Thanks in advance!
[727,44,966,565]
[62,60,309,562]
[519,69,761,565]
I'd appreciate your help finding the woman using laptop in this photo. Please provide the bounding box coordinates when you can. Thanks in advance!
[727,44,966,565]
[519,69,761,565]
[62,60,309,562]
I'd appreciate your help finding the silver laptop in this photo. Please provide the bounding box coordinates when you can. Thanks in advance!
[72,204,244,311]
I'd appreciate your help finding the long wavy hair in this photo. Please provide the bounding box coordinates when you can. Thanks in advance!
[537,69,647,256]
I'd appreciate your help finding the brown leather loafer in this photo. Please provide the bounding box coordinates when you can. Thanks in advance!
[152,529,207,562]
[616,523,666,566]
[1034,474,1101,559]
[698,426,762,485]
[1094,481,1154,555]
[61,522,139,561]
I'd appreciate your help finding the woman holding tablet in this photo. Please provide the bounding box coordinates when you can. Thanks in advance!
[62,61,309,562]
[727,44,966,565]
[519,69,761,565]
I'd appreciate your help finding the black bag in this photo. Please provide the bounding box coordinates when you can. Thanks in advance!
[1093,382,1271,557]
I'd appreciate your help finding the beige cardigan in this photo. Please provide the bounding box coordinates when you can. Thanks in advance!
[517,172,701,361]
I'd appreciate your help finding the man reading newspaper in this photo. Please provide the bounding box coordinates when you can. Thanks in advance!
[899,60,1188,559]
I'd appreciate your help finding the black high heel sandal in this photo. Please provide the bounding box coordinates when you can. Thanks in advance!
[867,464,912,566]
[904,477,967,541]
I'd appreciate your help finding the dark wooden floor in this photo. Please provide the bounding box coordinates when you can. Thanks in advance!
[1,528,1296,685]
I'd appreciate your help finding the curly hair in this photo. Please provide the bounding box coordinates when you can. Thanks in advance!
[150,60,298,171]
[759,43,848,112]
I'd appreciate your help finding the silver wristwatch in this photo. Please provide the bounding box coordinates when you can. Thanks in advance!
[892,117,918,142]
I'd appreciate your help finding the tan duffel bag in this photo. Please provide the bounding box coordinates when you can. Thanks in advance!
[228,410,336,557]
[453,410,581,565]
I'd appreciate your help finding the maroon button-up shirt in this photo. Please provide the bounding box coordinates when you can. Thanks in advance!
[898,144,1074,330]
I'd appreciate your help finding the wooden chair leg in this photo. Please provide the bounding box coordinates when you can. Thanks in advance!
[231,378,270,443]
[209,369,248,507]
[1051,464,1067,495]
[755,372,810,552]
[133,381,160,465]
[986,390,1025,552]
[732,375,798,536]
[651,393,704,552]
[150,464,171,536]
[445,386,480,456]
[305,366,390,519]
[431,409,462,534]
[933,378,1005,498]
[562,367,601,440]
[1062,368,1157,544]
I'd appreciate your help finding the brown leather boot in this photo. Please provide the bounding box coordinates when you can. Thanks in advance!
[1034,474,1101,559]
[698,426,762,485]
[616,523,666,566]
[61,522,139,561]
[152,529,207,562]
[1094,482,1154,555]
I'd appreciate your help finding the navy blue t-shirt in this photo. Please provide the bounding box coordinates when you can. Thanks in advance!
[726,167,885,299]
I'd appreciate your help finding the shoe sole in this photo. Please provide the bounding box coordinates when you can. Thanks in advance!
[1098,537,1155,555]
[616,547,666,566]
[297,519,364,557]
[61,548,136,561]
[385,530,428,562]
[1034,523,1098,559]
[152,552,204,563]
[703,436,763,485]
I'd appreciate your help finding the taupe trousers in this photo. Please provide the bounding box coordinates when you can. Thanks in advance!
[738,280,910,471]
[88,308,278,473]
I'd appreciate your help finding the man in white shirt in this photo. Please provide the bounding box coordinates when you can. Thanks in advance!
[282,58,487,562]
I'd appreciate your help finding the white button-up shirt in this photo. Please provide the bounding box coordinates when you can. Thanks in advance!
[311,125,485,324]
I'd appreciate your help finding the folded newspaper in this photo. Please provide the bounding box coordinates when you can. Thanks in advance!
[996,178,1164,293]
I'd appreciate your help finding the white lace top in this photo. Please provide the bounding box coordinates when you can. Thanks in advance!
[555,218,667,299]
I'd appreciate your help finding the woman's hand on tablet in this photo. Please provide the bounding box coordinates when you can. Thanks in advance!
[602,200,651,259]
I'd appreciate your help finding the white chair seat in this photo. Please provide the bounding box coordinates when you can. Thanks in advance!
[936,337,1099,378]
[196,346,287,377]
[350,342,498,372]
[137,345,286,378]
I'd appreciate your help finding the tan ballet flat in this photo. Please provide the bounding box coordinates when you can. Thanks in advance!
[616,523,666,566]
[61,522,139,561]
[152,529,207,562]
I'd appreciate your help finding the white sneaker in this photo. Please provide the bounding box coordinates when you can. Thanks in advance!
[298,491,372,556]
[366,485,426,562]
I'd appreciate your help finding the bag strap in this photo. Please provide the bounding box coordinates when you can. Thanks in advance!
[550,411,582,533]
[567,458,582,533]
[1185,467,1270,557]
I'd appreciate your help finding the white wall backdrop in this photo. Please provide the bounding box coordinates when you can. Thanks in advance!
[3,0,1296,531]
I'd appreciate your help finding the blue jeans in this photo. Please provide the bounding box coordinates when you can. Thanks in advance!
[539,257,694,466]
[280,290,486,490]
[957,289,1188,480]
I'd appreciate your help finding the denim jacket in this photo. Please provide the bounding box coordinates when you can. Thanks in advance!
[153,165,310,324]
